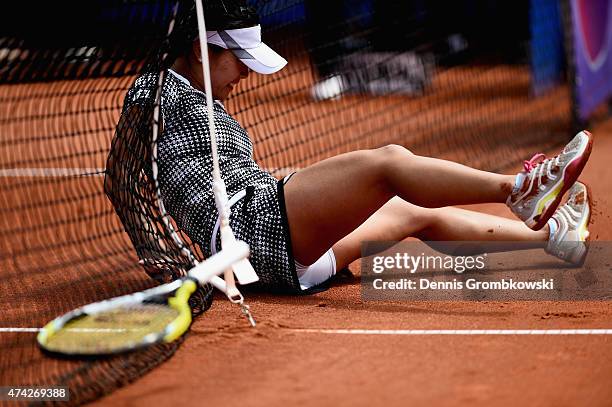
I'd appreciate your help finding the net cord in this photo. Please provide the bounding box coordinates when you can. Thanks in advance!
[149,2,231,297]
[193,0,230,224]
[194,0,254,303]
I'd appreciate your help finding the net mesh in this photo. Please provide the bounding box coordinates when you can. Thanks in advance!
[1,0,573,404]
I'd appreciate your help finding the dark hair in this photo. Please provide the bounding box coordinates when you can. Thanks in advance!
[204,0,259,30]
[171,0,259,57]
[208,43,225,54]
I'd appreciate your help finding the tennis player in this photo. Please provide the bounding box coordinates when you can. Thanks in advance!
[123,1,593,293]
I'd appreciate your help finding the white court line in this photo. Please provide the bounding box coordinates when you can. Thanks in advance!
[291,328,612,335]
[0,167,299,177]
[0,168,105,177]
[6,327,612,335]
[0,327,129,333]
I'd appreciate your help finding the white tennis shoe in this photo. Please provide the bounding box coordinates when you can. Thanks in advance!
[545,181,591,266]
[507,130,593,230]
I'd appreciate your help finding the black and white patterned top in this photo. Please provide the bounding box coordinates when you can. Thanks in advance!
[124,70,301,293]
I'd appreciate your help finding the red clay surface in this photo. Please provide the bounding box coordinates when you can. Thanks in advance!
[94,120,612,406]
[1,57,609,405]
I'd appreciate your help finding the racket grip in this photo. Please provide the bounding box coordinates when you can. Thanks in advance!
[188,241,250,284]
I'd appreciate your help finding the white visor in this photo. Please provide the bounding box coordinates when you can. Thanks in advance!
[206,25,287,75]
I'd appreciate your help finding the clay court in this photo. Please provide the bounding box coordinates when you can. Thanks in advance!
[1,1,611,405]
[94,119,612,407]
[2,65,612,405]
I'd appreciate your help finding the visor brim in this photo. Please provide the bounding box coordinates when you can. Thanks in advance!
[236,42,287,75]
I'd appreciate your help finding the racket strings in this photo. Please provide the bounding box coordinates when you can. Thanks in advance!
[44,305,181,355]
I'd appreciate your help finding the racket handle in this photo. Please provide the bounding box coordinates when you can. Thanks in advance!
[188,241,250,284]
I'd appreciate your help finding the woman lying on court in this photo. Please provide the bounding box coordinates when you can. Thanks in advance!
[123,1,593,294]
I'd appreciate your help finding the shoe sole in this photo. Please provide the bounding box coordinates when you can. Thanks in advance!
[531,131,593,231]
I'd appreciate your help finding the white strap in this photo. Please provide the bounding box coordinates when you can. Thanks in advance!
[210,189,247,255]
[194,0,257,327]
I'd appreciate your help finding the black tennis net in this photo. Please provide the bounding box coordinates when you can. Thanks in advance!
[0,0,574,404]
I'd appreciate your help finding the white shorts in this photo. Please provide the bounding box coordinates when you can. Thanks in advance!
[296,248,337,291]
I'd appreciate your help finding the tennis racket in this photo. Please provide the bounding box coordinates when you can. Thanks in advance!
[37,241,249,356]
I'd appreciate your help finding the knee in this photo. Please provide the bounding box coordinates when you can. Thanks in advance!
[372,144,414,171]
[370,144,415,187]
[414,208,446,240]
[376,144,414,158]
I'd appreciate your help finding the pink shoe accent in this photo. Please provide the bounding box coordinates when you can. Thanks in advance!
[523,153,546,172]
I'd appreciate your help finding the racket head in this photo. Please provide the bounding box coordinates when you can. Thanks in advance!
[37,279,197,356]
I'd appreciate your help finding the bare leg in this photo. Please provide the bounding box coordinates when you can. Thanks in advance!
[332,197,548,270]
[285,145,516,264]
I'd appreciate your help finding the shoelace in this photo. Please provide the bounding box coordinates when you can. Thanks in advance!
[550,191,586,244]
[523,153,546,172]
[523,153,563,188]
[556,205,578,230]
